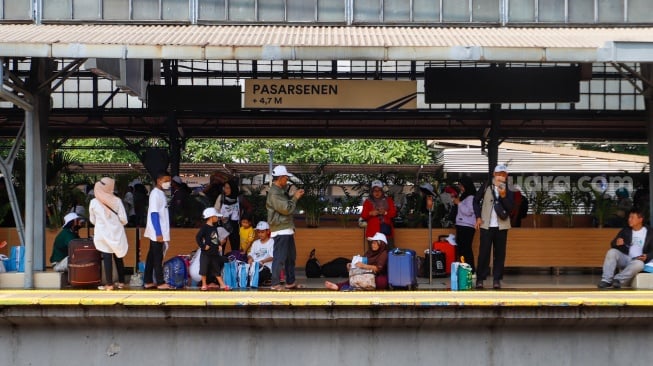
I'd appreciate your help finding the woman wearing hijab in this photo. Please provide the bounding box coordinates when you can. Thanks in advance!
[324,232,389,290]
[453,176,478,273]
[89,177,129,290]
[360,180,397,249]
[214,178,243,252]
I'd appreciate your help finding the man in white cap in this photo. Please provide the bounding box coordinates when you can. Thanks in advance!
[50,212,85,272]
[266,165,304,290]
[473,164,514,289]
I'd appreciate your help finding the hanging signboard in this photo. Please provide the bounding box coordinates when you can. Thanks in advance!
[245,79,417,109]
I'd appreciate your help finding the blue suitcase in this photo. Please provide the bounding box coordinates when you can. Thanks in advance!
[388,248,418,290]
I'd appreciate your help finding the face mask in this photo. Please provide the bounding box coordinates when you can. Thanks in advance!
[161,182,171,190]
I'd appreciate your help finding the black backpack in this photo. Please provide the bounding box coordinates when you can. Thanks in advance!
[305,249,322,278]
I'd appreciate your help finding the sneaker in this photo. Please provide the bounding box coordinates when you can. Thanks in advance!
[612,279,621,289]
[597,280,612,289]
[493,280,501,289]
[475,280,484,289]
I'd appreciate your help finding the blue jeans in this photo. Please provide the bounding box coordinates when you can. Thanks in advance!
[271,234,296,286]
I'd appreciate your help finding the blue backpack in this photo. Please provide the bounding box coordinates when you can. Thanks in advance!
[163,256,189,289]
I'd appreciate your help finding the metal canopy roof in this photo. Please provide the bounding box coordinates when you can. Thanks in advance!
[1,24,653,62]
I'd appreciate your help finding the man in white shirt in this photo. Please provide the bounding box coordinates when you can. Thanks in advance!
[143,171,173,290]
[598,208,653,288]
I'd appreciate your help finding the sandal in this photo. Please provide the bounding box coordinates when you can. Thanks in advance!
[157,283,174,290]
[116,283,126,289]
[222,286,231,291]
[270,285,284,291]
[144,283,157,289]
[200,285,208,291]
[98,285,114,291]
[284,283,305,290]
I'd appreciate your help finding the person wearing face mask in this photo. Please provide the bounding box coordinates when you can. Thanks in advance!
[50,212,85,272]
[473,164,514,289]
[196,208,230,291]
[143,171,173,290]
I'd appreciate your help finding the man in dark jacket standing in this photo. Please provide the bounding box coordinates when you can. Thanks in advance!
[266,165,304,290]
[598,208,653,288]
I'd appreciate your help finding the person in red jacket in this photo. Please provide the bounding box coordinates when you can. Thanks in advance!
[361,180,397,249]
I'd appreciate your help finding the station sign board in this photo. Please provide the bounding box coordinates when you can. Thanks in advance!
[245,80,417,109]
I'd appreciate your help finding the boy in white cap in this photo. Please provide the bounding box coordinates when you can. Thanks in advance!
[247,221,275,287]
[473,164,514,289]
[196,207,230,291]
[50,212,85,272]
[266,165,305,290]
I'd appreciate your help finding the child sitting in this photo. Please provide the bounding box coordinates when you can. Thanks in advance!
[196,208,230,291]
[247,221,274,287]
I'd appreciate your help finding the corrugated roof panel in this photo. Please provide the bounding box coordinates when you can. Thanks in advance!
[0,24,652,61]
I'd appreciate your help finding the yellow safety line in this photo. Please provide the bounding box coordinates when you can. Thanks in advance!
[1,290,653,307]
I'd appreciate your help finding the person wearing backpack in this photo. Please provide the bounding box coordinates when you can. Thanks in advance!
[473,164,514,289]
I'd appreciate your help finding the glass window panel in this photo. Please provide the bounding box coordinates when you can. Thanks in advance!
[472,0,499,22]
[354,0,381,22]
[508,0,534,22]
[589,95,604,109]
[443,0,469,22]
[627,0,649,22]
[620,95,635,110]
[414,0,440,22]
[199,0,226,20]
[538,0,564,22]
[104,0,130,20]
[605,95,619,109]
[576,94,589,109]
[4,0,31,19]
[229,0,255,21]
[568,0,594,23]
[598,0,624,23]
[318,0,344,22]
[288,0,315,22]
[384,0,410,22]
[73,0,100,20]
[133,0,160,20]
[162,0,189,20]
[259,0,285,21]
[43,0,72,20]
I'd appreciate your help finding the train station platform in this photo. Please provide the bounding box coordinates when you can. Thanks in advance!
[1,275,653,365]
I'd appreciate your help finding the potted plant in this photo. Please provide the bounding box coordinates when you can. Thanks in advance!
[294,164,335,228]
[553,187,584,227]
[529,190,555,228]
[592,189,614,228]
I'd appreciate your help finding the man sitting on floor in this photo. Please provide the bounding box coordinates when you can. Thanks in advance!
[598,208,653,289]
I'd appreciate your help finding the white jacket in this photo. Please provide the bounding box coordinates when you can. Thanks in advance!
[89,198,129,258]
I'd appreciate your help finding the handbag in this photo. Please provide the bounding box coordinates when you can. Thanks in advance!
[349,268,376,290]
[491,187,510,220]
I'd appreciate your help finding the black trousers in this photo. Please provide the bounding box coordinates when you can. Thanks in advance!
[455,225,476,273]
[144,240,165,284]
[102,252,125,284]
[477,227,508,281]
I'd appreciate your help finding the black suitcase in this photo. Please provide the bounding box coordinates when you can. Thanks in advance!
[68,238,102,287]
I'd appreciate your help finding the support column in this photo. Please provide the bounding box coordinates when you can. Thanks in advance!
[487,103,501,177]
[24,58,54,287]
[641,63,653,226]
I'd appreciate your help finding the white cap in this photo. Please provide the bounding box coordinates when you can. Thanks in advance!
[445,233,457,246]
[371,180,384,189]
[172,176,183,184]
[494,164,508,173]
[255,221,270,230]
[367,232,388,244]
[272,165,294,177]
[419,183,435,196]
[202,207,220,219]
[63,212,81,228]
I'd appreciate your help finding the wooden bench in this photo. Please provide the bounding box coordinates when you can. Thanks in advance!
[1,226,619,271]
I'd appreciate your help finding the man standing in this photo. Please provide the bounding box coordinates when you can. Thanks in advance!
[143,171,173,290]
[266,165,304,290]
[50,212,84,272]
[473,164,514,289]
[598,208,653,288]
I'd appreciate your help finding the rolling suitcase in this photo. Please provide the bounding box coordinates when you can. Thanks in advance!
[432,235,457,275]
[388,248,418,290]
[68,238,102,287]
